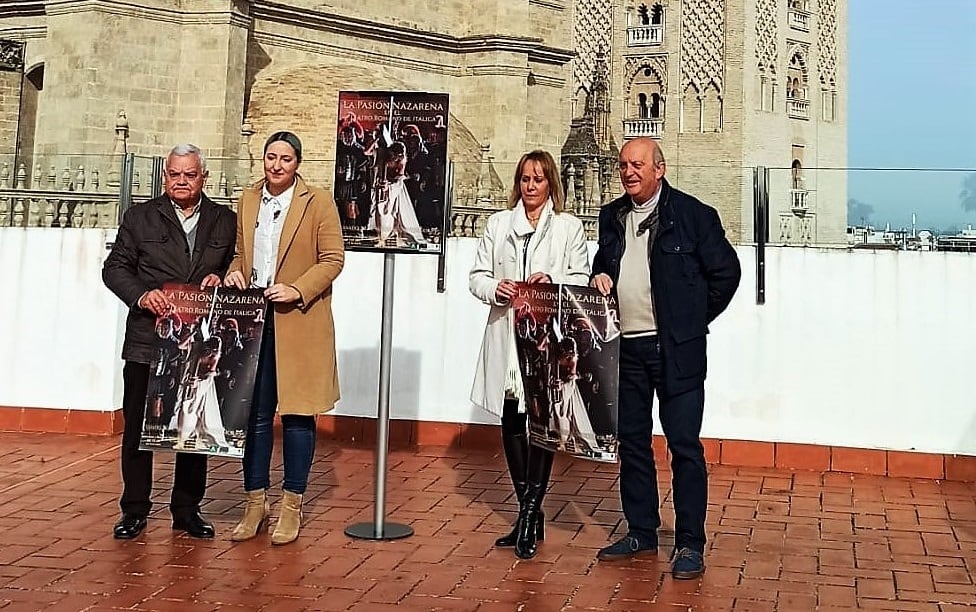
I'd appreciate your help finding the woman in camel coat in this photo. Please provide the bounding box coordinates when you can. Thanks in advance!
[224,131,344,545]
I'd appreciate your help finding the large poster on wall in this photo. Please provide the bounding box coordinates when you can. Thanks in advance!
[513,283,621,463]
[139,284,267,459]
[334,90,449,254]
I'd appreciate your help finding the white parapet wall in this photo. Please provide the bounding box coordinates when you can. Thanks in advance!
[2,227,975,455]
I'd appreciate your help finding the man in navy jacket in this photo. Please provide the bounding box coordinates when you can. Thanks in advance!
[591,137,740,579]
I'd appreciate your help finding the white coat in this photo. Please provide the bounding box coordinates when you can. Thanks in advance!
[469,202,591,418]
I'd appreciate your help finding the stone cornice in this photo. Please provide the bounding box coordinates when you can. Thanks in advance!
[42,0,251,28]
[0,26,47,40]
[528,71,565,88]
[253,29,567,90]
[251,29,464,77]
[0,0,46,17]
[528,0,566,10]
[252,0,574,66]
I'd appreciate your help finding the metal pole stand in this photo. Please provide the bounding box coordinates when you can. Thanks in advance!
[345,253,414,541]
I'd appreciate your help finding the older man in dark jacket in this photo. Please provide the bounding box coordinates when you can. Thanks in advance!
[591,137,740,579]
[103,144,236,540]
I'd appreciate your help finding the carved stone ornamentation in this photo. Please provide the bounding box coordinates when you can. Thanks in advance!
[680,0,726,94]
[755,0,778,72]
[0,39,25,71]
[818,0,838,87]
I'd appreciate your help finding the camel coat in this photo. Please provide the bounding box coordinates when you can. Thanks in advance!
[228,176,345,415]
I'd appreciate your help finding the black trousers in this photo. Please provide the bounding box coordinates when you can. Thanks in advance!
[120,361,207,517]
[617,336,707,553]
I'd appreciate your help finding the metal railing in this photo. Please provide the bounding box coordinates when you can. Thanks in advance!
[626,24,664,46]
[623,118,664,139]
[787,97,810,120]
[788,7,811,32]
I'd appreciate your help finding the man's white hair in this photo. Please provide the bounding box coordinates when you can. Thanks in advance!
[167,143,207,172]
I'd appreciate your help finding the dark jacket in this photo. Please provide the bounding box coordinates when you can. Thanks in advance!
[591,178,741,397]
[102,194,237,364]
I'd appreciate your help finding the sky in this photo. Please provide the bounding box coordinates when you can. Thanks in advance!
[847,0,976,231]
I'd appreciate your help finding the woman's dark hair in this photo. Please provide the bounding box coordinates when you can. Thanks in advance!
[264,131,303,161]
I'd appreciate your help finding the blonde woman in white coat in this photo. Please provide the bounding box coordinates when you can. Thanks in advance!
[469,150,590,559]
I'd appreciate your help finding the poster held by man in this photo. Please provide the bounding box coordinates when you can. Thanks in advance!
[334,90,449,255]
[513,283,621,463]
[139,283,267,459]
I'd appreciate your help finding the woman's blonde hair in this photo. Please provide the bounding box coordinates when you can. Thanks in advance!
[507,150,565,212]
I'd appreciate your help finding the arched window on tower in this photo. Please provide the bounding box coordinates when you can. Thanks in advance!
[651,3,664,25]
[638,4,650,25]
[787,50,808,100]
[626,67,665,138]
[790,157,808,212]
[787,49,809,119]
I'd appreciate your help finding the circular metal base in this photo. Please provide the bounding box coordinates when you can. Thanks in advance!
[345,522,414,540]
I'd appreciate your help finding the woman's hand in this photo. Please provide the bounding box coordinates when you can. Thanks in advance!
[265,283,301,303]
[224,270,247,290]
[525,272,552,285]
[494,279,518,303]
[200,274,221,289]
[590,273,614,296]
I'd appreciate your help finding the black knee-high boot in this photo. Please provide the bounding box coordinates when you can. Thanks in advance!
[515,444,554,559]
[496,399,528,547]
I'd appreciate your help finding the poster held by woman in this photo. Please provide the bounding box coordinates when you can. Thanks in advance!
[512,283,621,463]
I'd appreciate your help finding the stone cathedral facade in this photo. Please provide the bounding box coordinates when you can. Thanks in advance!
[0,0,846,244]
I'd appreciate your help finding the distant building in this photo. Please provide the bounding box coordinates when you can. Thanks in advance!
[847,224,904,250]
[936,226,976,253]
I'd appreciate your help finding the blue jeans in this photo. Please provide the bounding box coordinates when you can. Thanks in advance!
[243,315,316,494]
[618,335,707,553]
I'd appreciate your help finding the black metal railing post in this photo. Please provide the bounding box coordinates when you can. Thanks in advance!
[753,166,768,305]
[117,152,135,224]
[150,156,164,198]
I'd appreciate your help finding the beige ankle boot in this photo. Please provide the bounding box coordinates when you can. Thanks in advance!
[230,489,270,542]
[271,490,303,545]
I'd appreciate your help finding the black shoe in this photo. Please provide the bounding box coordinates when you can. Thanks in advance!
[113,514,147,540]
[596,534,658,561]
[172,511,215,539]
[514,509,544,559]
[495,511,544,548]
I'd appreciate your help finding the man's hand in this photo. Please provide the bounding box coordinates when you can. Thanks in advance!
[590,273,614,296]
[224,270,247,290]
[265,283,301,303]
[495,279,518,303]
[138,289,172,316]
[200,274,221,289]
[525,272,552,285]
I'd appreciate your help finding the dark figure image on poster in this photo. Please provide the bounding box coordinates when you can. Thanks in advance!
[512,283,621,462]
[140,284,267,459]
[333,91,449,254]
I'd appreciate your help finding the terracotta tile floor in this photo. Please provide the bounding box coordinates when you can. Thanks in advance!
[2,432,976,611]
